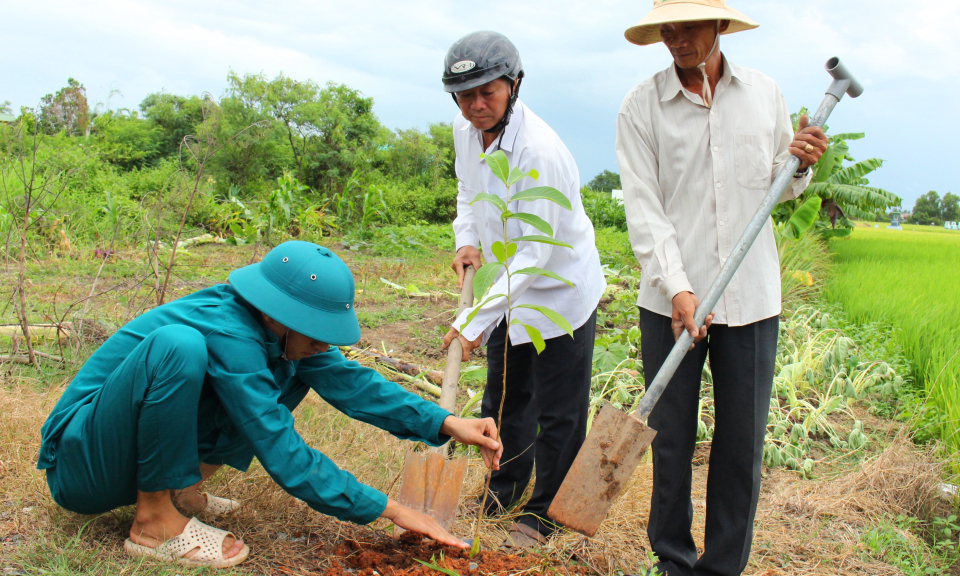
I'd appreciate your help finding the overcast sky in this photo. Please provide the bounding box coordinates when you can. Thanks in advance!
[3,0,957,209]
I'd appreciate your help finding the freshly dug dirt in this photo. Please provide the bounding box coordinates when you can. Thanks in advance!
[321,531,588,576]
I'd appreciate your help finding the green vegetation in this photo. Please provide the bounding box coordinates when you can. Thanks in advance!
[911,191,960,225]
[826,225,960,462]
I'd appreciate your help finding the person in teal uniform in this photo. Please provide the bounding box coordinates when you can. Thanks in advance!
[37,241,503,569]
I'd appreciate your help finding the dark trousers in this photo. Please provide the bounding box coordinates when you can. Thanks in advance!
[640,309,778,576]
[481,308,597,536]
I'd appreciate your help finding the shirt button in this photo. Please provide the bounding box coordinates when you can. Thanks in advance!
[715,182,721,188]
[713,146,719,151]
[719,220,724,226]
[721,257,728,263]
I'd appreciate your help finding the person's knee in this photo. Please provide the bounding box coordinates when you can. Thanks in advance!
[147,325,208,384]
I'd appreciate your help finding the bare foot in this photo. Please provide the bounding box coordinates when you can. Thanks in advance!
[173,486,209,514]
[130,510,244,559]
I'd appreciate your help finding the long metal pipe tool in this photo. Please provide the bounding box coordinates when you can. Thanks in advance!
[547,57,864,537]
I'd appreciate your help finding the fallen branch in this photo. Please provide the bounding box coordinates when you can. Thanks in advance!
[179,233,226,248]
[0,351,73,365]
[344,346,444,385]
[0,324,74,341]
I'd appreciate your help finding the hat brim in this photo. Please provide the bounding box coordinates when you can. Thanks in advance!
[625,2,759,46]
[229,264,361,347]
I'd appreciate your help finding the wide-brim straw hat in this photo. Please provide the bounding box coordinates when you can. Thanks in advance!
[625,0,759,46]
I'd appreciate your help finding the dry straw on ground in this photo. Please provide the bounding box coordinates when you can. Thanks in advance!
[0,371,950,575]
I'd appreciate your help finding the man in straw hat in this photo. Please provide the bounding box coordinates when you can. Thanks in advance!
[37,241,503,569]
[616,1,828,574]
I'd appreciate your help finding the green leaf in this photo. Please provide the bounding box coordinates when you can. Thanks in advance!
[828,132,864,142]
[593,343,629,374]
[481,150,510,185]
[461,293,506,330]
[511,267,574,287]
[472,262,504,300]
[812,143,839,183]
[506,242,518,259]
[470,192,507,212]
[506,166,537,187]
[512,235,573,249]
[512,318,545,353]
[491,241,506,263]
[828,158,883,185]
[784,195,822,239]
[507,212,553,236]
[469,537,481,558]
[818,227,852,239]
[509,186,572,210]
[514,303,574,337]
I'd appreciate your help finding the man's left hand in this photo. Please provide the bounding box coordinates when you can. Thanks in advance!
[442,328,482,362]
[440,416,502,470]
[789,114,829,170]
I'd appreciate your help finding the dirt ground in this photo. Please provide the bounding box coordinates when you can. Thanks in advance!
[0,243,956,575]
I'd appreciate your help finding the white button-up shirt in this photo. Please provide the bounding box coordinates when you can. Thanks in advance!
[452,100,605,344]
[616,55,811,326]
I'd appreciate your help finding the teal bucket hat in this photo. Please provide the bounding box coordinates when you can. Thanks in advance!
[229,241,361,346]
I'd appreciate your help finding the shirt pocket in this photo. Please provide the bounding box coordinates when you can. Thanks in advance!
[734,134,774,190]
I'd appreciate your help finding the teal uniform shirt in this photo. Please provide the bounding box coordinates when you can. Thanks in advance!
[37,284,452,524]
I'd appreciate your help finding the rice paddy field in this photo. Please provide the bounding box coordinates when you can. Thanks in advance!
[825,223,960,462]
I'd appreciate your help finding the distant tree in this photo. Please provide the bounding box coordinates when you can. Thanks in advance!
[225,72,383,194]
[93,110,163,170]
[38,78,90,136]
[941,192,959,221]
[0,101,11,114]
[140,92,206,158]
[428,122,456,180]
[588,169,621,193]
[912,191,942,225]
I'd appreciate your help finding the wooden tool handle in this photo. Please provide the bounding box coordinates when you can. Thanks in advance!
[439,265,476,414]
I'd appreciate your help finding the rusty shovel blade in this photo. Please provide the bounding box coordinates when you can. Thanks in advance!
[396,451,468,533]
[394,265,476,536]
[547,402,657,537]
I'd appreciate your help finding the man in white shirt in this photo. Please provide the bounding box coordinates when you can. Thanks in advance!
[439,31,606,548]
[616,2,827,575]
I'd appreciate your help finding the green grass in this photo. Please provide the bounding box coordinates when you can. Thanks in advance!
[825,224,960,460]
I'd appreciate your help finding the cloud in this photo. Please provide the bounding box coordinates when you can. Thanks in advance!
[1,0,955,207]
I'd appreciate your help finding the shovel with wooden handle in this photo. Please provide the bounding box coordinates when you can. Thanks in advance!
[547,58,863,537]
[395,265,477,534]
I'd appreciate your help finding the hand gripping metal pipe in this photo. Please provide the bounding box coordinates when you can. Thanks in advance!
[633,56,863,420]
[547,58,863,537]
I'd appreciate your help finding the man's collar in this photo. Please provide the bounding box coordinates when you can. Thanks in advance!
[461,100,526,155]
[660,53,750,103]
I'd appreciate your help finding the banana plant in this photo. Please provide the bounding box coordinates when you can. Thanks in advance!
[459,149,576,555]
[775,111,901,237]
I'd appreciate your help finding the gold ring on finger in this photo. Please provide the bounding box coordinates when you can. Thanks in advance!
[804,144,815,153]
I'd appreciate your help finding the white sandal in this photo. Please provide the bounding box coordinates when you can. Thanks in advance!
[203,492,241,515]
[124,517,250,568]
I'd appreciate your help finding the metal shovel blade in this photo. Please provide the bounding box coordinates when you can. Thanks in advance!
[547,402,657,536]
[397,451,469,532]
[394,265,476,535]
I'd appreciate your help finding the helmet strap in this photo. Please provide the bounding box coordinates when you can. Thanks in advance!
[696,22,721,108]
[485,71,524,149]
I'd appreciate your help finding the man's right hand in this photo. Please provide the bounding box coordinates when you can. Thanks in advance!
[380,499,468,549]
[451,246,482,289]
[671,291,714,350]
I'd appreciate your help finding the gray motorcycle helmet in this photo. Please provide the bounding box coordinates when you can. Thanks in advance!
[442,31,524,136]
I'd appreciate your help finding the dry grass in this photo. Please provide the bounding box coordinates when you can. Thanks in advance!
[0,243,956,575]
[0,375,949,575]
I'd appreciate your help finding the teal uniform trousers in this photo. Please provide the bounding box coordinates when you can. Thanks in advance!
[39,284,452,524]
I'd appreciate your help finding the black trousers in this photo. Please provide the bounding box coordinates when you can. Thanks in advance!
[480,308,597,536]
[640,308,778,576]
